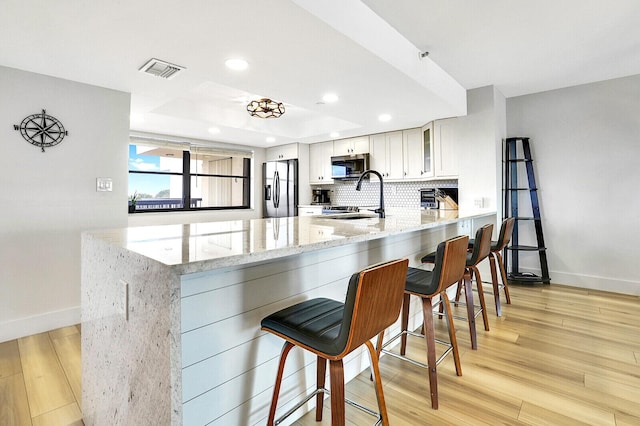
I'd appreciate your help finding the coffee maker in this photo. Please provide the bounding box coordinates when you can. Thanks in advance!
[312,189,330,204]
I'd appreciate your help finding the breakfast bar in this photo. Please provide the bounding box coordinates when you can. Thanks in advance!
[81,209,495,425]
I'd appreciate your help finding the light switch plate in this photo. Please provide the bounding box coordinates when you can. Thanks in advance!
[96,177,113,192]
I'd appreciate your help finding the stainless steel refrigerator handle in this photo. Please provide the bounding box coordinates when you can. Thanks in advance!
[274,170,280,208]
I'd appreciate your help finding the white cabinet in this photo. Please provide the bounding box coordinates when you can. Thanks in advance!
[266,143,299,161]
[369,124,457,181]
[298,206,324,216]
[433,118,459,177]
[333,136,369,156]
[402,128,428,179]
[421,122,434,178]
[309,141,334,184]
[370,131,404,180]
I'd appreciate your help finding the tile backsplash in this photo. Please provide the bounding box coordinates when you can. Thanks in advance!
[316,179,457,208]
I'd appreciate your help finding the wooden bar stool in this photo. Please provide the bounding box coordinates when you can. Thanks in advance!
[378,235,469,409]
[467,217,515,316]
[420,224,493,350]
[261,258,409,426]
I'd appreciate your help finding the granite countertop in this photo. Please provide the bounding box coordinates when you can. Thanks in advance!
[84,209,495,275]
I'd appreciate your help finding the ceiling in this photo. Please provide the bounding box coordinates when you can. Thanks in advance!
[2,0,639,148]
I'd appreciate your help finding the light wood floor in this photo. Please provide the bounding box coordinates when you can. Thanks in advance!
[2,284,640,425]
[294,284,640,425]
[0,325,83,426]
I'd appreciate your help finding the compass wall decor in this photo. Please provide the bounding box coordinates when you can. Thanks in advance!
[14,109,68,152]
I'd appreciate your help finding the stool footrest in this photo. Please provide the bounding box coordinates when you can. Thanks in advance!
[274,387,382,425]
[381,330,454,369]
[451,301,484,319]
[274,388,326,425]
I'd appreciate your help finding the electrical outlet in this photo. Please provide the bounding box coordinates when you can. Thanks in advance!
[118,279,129,321]
[391,185,397,195]
[474,198,484,208]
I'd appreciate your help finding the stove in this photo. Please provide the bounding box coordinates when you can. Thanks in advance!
[321,206,360,214]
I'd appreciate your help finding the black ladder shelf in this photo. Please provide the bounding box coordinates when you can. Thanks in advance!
[503,137,550,284]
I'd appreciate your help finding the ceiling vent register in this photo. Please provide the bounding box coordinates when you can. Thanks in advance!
[139,58,186,79]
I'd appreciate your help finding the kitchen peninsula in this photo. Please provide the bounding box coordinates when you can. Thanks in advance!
[81,209,495,425]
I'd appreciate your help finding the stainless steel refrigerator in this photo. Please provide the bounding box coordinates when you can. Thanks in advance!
[263,159,298,218]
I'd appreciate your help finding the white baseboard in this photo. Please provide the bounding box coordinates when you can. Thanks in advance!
[0,306,80,343]
[517,267,640,296]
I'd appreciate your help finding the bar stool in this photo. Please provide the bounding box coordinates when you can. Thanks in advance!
[379,235,469,409]
[420,224,493,350]
[261,258,409,426]
[467,217,515,316]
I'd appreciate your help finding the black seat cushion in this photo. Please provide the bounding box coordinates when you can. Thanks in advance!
[261,298,345,356]
[262,260,403,357]
[422,251,474,266]
[405,267,439,295]
[468,238,500,251]
[420,251,437,263]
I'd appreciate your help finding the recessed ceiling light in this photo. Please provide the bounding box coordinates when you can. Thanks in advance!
[378,114,392,122]
[322,93,339,103]
[330,132,340,138]
[208,127,221,134]
[266,137,276,143]
[225,58,248,71]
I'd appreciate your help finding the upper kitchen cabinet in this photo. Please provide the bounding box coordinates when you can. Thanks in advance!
[402,127,430,179]
[333,136,369,156]
[369,131,404,180]
[434,118,459,177]
[421,122,434,178]
[309,141,334,184]
[266,143,299,161]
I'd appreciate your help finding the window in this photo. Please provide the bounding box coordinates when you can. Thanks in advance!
[128,140,251,212]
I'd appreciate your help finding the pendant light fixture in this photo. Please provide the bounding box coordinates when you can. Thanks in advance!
[247,98,285,118]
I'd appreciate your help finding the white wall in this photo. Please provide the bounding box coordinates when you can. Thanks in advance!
[0,67,269,342]
[507,74,640,295]
[0,66,131,342]
[457,86,505,214]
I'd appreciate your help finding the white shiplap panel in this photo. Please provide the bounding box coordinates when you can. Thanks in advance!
[180,242,364,297]
[181,253,359,332]
[185,341,377,425]
[181,279,348,368]
[183,344,316,425]
[180,223,469,425]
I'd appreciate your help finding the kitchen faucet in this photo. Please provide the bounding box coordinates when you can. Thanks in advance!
[355,170,385,218]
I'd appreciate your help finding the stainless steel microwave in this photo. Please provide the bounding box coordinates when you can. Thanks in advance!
[330,153,370,179]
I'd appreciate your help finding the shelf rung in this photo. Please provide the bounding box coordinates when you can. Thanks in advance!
[507,245,547,251]
[508,272,549,284]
